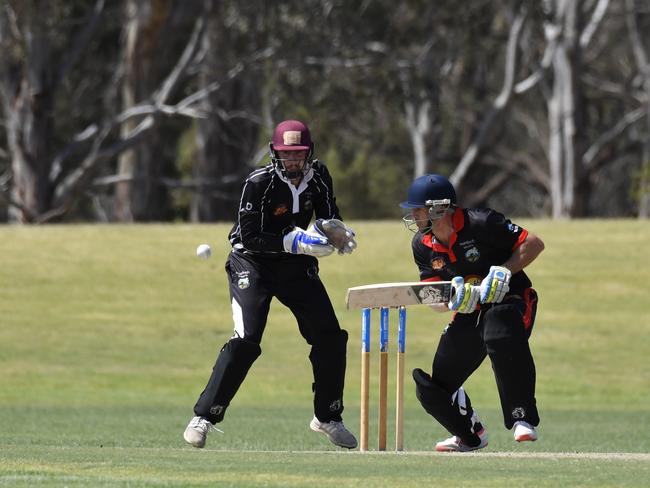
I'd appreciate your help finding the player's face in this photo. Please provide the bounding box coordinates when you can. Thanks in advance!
[277,150,307,174]
[411,207,431,231]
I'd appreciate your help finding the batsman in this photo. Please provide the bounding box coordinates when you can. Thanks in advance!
[400,174,545,451]
[183,120,358,449]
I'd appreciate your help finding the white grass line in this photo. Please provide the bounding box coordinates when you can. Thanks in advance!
[192,449,650,461]
[17,445,650,461]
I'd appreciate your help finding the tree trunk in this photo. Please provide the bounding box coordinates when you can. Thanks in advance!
[191,0,260,222]
[545,0,586,218]
[625,0,650,218]
[1,2,54,222]
[113,0,171,222]
[404,99,431,178]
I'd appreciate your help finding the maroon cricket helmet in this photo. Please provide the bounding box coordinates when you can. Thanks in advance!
[271,120,313,151]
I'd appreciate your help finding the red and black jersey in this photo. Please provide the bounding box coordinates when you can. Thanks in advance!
[228,160,341,254]
[411,207,532,294]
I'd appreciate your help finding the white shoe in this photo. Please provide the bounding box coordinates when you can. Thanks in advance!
[310,416,358,449]
[183,416,215,448]
[435,427,488,452]
[513,421,538,442]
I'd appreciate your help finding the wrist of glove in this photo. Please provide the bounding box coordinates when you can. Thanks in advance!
[448,276,480,314]
[479,265,512,303]
[283,228,335,257]
[311,218,357,255]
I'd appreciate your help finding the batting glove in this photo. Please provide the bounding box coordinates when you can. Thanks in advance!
[479,265,512,304]
[283,228,335,257]
[448,276,480,314]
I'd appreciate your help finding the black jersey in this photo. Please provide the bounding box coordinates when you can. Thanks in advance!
[411,207,532,294]
[228,160,341,254]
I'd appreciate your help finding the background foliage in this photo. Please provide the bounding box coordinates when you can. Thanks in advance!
[1,0,649,222]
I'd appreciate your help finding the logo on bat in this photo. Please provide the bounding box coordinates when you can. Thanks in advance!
[415,285,445,304]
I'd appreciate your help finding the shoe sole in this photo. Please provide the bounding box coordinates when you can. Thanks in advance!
[435,441,488,452]
[310,422,357,449]
[515,434,537,442]
[183,432,206,448]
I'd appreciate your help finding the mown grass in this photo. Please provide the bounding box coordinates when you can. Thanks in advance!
[1,221,649,486]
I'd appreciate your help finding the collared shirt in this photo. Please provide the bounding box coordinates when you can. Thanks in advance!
[411,207,532,294]
[228,160,341,253]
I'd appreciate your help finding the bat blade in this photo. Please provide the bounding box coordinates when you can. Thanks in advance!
[346,281,453,309]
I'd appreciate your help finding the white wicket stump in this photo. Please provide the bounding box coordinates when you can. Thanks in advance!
[358,305,407,452]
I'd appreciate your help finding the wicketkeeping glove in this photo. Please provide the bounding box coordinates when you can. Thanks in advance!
[479,265,512,303]
[283,228,335,257]
[448,276,480,314]
[312,219,357,255]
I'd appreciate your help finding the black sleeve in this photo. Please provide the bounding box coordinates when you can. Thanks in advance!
[412,233,437,281]
[311,162,342,220]
[237,177,285,252]
[472,208,526,251]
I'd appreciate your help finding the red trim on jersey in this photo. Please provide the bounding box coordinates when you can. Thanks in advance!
[522,287,537,329]
[512,229,529,251]
[420,208,465,262]
[421,276,442,282]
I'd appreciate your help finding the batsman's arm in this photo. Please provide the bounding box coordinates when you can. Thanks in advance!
[501,232,545,274]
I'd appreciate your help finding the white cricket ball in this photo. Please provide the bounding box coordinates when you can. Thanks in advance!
[196,244,212,259]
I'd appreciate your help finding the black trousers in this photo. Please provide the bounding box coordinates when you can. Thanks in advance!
[193,250,348,424]
[431,289,539,429]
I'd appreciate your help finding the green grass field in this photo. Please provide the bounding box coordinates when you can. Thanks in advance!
[1,221,649,487]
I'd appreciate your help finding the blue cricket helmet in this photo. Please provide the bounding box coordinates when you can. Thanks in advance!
[400,174,457,208]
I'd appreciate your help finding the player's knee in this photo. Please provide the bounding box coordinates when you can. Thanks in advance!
[221,337,262,366]
[313,329,348,351]
[413,369,448,410]
[310,329,348,361]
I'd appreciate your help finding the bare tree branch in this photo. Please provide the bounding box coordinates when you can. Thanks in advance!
[580,0,610,48]
[515,15,562,95]
[450,4,528,187]
[154,17,205,105]
[48,16,207,188]
[55,0,105,89]
[92,173,241,189]
[49,58,247,186]
[463,168,513,207]
[583,107,645,169]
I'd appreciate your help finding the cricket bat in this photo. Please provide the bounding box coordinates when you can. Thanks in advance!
[346,281,453,309]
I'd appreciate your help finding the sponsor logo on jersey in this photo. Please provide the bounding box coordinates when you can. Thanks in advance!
[273,204,289,216]
[464,274,482,286]
[465,247,480,263]
[431,257,445,270]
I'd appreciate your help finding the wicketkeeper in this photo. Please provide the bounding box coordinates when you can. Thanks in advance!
[184,120,358,449]
[400,174,545,451]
